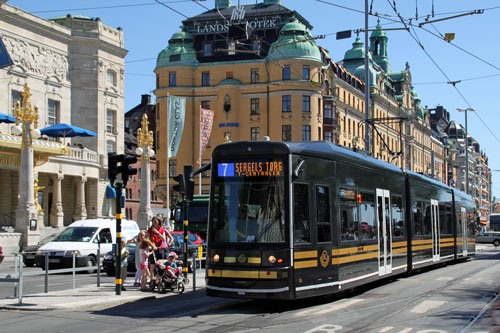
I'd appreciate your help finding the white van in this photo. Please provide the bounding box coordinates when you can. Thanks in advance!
[35,218,139,271]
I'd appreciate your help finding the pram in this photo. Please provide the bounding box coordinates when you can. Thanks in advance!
[155,254,189,294]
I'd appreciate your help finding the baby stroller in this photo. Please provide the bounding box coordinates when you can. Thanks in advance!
[156,252,189,294]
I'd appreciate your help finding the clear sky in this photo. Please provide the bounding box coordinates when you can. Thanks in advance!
[7,0,500,199]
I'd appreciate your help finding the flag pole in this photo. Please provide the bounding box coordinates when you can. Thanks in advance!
[199,105,202,195]
[166,93,170,228]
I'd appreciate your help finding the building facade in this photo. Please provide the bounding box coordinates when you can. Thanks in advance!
[0,3,127,251]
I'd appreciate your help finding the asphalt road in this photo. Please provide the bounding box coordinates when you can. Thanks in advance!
[0,245,499,333]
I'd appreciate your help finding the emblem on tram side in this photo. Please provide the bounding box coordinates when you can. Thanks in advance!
[237,253,247,264]
[320,250,329,268]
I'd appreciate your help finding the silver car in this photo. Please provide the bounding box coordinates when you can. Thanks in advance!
[476,232,500,247]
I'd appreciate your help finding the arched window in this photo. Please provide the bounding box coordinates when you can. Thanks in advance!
[106,69,117,86]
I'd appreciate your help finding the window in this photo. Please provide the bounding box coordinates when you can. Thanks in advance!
[47,99,59,126]
[302,65,310,80]
[106,109,115,134]
[324,103,333,118]
[203,42,213,56]
[302,125,311,141]
[318,127,321,141]
[316,185,331,242]
[283,66,291,80]
[294,183,310,244]
[302,96,310,113]
[282,125,291,141]
[340,188,359,241]
[202,72,210,86]
[250,98,260,115]
[169,160,177,177]
[282,95,291,112]
[106,69,116,86]
[201,100,210,109]
[413,201,423,236]
[228,41,235,55]
[423,201,432,236]
[324,131,333,143]
[169,72,176,86]
[11,90,21,116]
[359,192,376,240]
[250,127,260,141]
[106,140,115,154]
[251,68,259,83]
[391,196,404,237]
[253,39,261,54]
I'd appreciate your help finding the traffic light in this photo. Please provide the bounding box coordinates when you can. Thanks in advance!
[121,155,138,186]
[172,173,185,194]
[184,165,194,202]
[108,153,124,185]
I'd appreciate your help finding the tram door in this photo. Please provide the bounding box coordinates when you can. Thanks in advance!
[431,199,440,262]
[461,207,468,256]
[376,189,392,276]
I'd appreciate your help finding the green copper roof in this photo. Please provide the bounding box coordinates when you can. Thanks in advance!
[411,87,421,101]
[267,19,322,62]
[156,31,198,68]
[370,19,387,39]
[344,36,366,60]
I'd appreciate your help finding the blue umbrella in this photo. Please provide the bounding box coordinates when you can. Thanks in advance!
[40,123,97,138]
[0,113,15,123]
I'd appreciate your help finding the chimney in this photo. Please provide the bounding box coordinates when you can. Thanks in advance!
[141,94,152,105]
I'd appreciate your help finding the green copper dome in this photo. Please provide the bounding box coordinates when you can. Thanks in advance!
[156,31,198,69]
[370,20,387,39]
[344,36,366,60]
[267,19,322,62]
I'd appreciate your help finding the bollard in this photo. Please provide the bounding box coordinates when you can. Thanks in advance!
[45,252,49,293]
[97,245,101,287]
[72,251,76,289]
[14,254,18,298]
[192,253,196,291]
[18,256,23,305]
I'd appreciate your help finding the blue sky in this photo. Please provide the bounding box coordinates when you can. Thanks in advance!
[8,0,500,199]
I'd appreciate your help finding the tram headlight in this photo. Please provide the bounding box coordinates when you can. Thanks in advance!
[213,254,220,263]
[268,255,276,264]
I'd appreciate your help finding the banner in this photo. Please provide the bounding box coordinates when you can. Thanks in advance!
[167,95,186,158]
[200,108,214,157]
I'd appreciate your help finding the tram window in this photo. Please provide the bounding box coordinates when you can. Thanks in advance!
[359,192,376,240]
[445,204,453,234]
[391,196,404,237]
[413,201,423,236]
[340,188,359,241]
[316,185,331,243]
[293,183,310,244]
[423,201,432,236]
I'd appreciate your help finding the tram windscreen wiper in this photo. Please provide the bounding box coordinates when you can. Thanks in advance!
[248,212,283,245]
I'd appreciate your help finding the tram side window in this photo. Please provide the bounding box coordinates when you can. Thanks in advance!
[316,185,331,243]
[340,188,359,241]
[413,201,423,236]
[439,203,452,235]
[359,192,376,240]
[293,183,310,244]
[423,201,432,236]
[391,196,404,237]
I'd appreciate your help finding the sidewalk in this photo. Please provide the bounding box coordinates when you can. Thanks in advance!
[0,270,206,311]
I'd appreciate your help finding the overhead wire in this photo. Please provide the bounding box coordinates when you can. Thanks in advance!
[29,1,193,14]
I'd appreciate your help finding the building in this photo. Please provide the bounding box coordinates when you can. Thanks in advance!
[0,3,127,252]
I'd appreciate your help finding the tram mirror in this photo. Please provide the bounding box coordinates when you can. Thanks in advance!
[293,160,306,180]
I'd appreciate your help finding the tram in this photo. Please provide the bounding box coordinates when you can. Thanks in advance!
[205,140,475,300]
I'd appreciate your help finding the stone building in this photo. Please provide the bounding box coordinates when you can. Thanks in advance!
[0,3,127,252]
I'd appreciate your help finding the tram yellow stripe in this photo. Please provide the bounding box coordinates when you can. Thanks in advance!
[207,269,221,277]
[221,270,259,279]
[248,257,261,264]
[392,248,407,254]
[440,242,454,247]
[412,239,433,245]
[259,271,278,279]
[294,251,317,259]
[294,260,317,269]
[393,241,407,247]
[441,237,454,242]
[224,257,236,263]
[412,244,433,251]
[332,252,378,264]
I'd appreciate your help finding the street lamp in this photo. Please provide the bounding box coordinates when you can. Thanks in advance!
[457,107,475,195]
[135,114,155,229]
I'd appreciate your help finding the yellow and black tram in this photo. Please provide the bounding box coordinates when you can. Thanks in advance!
[205,140,475,300]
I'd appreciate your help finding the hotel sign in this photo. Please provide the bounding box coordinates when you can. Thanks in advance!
[193,15,281,34]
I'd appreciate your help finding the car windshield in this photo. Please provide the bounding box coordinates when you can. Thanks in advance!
[38,233,59,245]
[53,227,98,242]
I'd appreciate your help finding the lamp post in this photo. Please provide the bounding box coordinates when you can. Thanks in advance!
[12,84,41,246]
[457,107,475,195]
[135,114,155,229]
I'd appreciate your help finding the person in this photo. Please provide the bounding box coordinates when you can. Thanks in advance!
[128,230,146,287]
[120,237,129,291]
[164,252,179,279]
[147,217,172,290]
[139,239,154,292]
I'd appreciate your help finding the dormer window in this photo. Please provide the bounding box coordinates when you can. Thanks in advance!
[106,69,117,86]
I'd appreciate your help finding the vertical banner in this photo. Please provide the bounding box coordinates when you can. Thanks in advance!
[167,95,186,158]
[200,108,215,157]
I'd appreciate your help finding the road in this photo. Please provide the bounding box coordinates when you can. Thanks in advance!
[0,245,499,332]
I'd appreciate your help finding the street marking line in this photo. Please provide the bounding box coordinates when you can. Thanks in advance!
[379,327,393,332]
[295,299,364,317]
[411,300,446,314]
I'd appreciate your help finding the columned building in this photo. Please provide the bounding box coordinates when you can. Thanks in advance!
[0,3,127,252]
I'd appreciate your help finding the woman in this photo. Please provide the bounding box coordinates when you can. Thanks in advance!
[129,230,146,287]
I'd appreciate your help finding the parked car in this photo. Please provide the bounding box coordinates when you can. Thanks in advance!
[35,218,140,273]
[22,233,59,267]
[476,231,500,247]
[170,230,204,245]
[102,243,137,277]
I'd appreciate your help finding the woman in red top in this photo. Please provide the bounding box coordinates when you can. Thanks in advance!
[147,217,173,291]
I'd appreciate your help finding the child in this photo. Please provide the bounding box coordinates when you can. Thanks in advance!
[165,252,180,279]
[120,238,129,291]
[139,239,154,291]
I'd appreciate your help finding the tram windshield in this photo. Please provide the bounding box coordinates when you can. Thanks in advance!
[211,160,286,244]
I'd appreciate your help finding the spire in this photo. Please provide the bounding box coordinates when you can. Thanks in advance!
[370,18,390,72]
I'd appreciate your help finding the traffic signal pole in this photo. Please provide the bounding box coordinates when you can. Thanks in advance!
[182,196,188,279]
[115,181,123,295]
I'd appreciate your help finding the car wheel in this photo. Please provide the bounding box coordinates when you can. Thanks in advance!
[493,239,500,247]
[85,256,96,274]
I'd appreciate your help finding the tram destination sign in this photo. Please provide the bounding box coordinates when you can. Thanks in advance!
[218,161,283,177]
